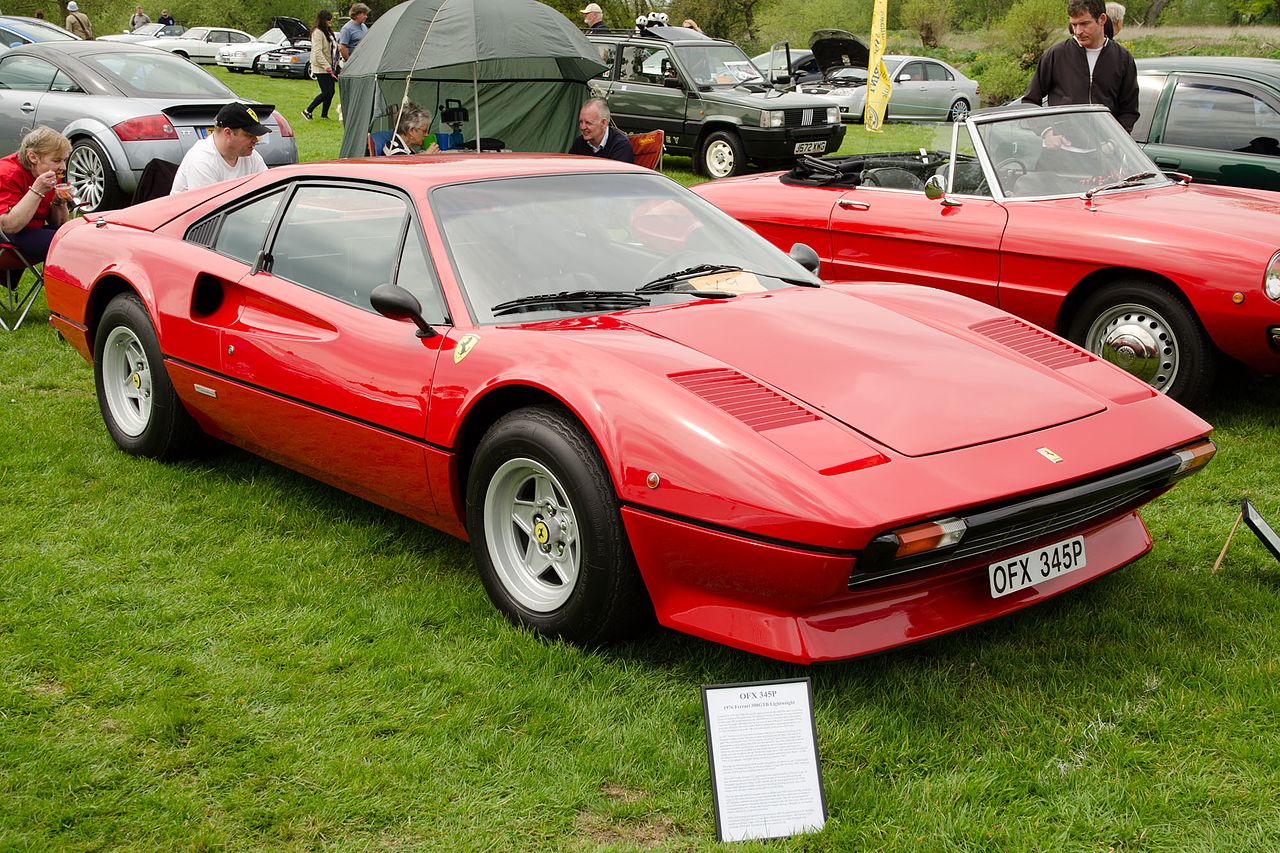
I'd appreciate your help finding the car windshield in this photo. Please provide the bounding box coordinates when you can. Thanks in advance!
[19,19,78,41]
[433,172,819,324]
[132,23,164,36]
[674,44,763,88]
[976,109,1170,198]
[183,28,210,40]
[829,67,868,84]
[85,49,234,96]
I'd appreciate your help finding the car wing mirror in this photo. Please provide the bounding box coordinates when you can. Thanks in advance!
[663,76,684,90]
[773,73,791,86]
[788,242,820,275]
[924,174,960,207]
[371,283,437,338]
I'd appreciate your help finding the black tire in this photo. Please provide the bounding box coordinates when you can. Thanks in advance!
[1067,280,1216,406]
[67,137,124,213]
[948,98,971,122]
[93,293,204,459]
[698,129,746,179]
[466,406,652,646]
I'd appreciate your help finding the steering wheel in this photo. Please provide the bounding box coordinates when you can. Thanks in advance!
[995,158,1027,184]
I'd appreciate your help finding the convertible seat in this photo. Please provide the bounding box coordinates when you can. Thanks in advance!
[936,161,989,195]
[0,235,44,332]
[861,167,924,189]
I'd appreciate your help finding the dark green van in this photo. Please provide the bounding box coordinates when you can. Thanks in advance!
[586,26,846,178]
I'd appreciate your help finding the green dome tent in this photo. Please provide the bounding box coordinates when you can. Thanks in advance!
[337,0,608,157]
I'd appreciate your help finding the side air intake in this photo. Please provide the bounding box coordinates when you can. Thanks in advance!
[670,368,818,432]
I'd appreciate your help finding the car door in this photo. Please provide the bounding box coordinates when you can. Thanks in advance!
[0,53,56,151]
[1142,73,1280,191]
[192,182,451,515]
[892,61,929,119]
[606,44,689,142]
[921,60,957,119]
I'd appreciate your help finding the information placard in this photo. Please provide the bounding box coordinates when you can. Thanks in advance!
[702,678,825,842]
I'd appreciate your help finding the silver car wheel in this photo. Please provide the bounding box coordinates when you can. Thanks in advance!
[67,143,105,211]
[482,456,581,613]
[948,99,971,122]
[1083,301,1180,392]
[100,325,154,437]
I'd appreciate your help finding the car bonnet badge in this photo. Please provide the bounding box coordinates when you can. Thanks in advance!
[453,334,479,364]
[1037,447,1064,463]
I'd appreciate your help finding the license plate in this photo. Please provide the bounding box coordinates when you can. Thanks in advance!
[794,141,827,154]
[988,535,1086,598]
[195,126,215,139]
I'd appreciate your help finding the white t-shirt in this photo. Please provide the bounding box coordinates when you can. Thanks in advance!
[170,136,267,194]
[1086,44,1104,76]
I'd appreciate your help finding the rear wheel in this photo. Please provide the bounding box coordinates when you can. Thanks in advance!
[1067,280,1216,405]
[948,98,971,122]
[699,129,745,179]
[67,137,124,213]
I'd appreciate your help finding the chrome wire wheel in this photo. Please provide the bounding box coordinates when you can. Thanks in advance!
[482,456,581,613]
[948,99,971,122]
[1082,301,1180,392]
[67,143,105,211]
[100,325,153,437]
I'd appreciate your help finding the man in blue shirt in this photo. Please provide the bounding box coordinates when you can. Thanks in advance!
[337,3,370,64]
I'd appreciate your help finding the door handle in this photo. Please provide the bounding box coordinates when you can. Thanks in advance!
[1153,156,1181,168]
[837,198,870,210]
[21,102,35,113]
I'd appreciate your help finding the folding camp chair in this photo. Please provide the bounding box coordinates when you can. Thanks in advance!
[368,130,393,156]
[0,235,44,332]
[628,130,665,171]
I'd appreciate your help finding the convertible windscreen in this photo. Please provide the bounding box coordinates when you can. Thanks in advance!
[433,172,819,324]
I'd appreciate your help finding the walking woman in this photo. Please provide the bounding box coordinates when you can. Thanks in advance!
[302,10,338,121]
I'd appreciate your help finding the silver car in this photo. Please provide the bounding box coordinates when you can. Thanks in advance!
[99,23,188,44]
[0,42,298,211]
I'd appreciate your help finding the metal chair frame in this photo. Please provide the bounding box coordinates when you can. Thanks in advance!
[0,236,44,332]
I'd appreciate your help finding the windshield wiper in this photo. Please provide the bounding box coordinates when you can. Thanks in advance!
[638,264,744,291]
[1084,171,1161,198]
[491,290,649,317]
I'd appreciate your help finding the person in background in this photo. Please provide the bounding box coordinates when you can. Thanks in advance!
[157,8,175,25]
[1104,2,1125,39]
[0,126,71,280]
[581,3,606,30]
[34,10,45,18]
[170,103,268,194]
[337,3,369,63]
[129,6,150,30]
[569,98,633,163]
[682,19,703,33]
[302,10,338,121]
[1021,0,1138,132]
[65,1,93,39]
[382,103,440,156]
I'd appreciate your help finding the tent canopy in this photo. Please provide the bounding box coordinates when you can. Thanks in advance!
[338,0,608,157]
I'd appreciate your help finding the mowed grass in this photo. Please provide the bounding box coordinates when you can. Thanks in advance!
[3,69,1280,850]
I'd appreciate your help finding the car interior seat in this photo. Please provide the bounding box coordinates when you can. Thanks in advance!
[860,167,925,189]
[935,161,989,195]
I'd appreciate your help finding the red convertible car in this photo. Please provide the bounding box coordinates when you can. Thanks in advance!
[693,103,1280,406]
[44,155,1214,663]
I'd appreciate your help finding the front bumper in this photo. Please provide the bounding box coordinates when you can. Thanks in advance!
[739,124,847,161]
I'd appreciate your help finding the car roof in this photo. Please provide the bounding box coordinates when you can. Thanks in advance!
[1135,55,1280,85]
[264,154,652,192]
[6,40,166,58]
[0,15,79,37]
[589,26,727,46]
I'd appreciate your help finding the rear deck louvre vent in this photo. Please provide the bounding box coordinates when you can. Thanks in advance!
[670,368,818,432]
[970,316,1091,369]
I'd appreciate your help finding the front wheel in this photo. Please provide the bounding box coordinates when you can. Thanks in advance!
[699,130,745,179]
[94,293,204,459]
[1067,280,1216,405]
[466,406,652,646]
[67,137,124,213]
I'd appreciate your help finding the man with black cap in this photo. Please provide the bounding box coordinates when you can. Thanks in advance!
[581,3,607,30]
[171,103,269,194]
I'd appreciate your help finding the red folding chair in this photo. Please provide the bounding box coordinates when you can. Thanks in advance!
[628,129,665,171]
[0,236,44,332]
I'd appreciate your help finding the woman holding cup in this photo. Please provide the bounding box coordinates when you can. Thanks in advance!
[0,126,72,275]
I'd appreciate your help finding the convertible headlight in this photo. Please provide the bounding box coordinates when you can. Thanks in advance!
[1266,250,1280,301]
[760,109,784,128]
[826,106,840,124]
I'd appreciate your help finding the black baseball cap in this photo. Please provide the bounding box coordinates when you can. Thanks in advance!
[216,102,272,136]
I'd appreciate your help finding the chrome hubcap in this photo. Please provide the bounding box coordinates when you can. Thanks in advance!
[102,326,152,436]
[1086,302,1179,390]
[67,145,104,211]
[483,457,580,612]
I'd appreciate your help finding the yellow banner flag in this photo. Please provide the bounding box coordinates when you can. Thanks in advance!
[865,0,892,132]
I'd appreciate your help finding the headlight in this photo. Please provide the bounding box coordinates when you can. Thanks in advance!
[1266,250,1280,301]
[760,109,784,128]
[826,106,840,124]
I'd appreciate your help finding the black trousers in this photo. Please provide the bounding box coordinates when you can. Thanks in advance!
[307,74,336,118]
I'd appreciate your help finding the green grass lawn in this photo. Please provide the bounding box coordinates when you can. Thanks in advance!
[3,69,1280,850]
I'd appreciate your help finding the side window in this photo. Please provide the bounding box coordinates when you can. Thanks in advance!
[595,43,615,79]
[50,70,82,94]
[0,56,58,92]
[925,63,953,82]
[395,226,447,324]
[797,56,820,78]
[1164,78,1280,156]
[230,32,251,44]
[619,45,667,86]
[0,27,26,47]
[1131,74,1166,143]
[270,185,409,310]
[210,189,286,263]
[898,62,924,83]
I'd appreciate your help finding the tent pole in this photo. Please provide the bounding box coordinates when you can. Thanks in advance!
[472,61,481,152]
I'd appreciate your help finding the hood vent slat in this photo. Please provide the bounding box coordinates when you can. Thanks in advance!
[970,316,1092,369]
[670,368,818,432]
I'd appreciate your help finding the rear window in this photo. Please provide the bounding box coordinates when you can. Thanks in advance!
[83,49,232,96]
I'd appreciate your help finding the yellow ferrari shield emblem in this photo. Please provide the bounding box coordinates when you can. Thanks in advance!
[533,520,550,544]
[453,334,479,364]
[1037,447,1064,464]
[131,373,141,389]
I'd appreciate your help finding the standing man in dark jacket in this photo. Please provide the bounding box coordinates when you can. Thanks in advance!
[1022,0,1138,132]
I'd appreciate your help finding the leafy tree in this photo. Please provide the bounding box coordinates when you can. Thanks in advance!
[900,0,955,46]
[1000,0,1065,67]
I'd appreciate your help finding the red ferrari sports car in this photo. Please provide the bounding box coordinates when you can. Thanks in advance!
[693,103,1280,406]
[44,155,1215,663]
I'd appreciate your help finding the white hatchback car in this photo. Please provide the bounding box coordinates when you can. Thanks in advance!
[216,17,310,73]
[139,26,254,64]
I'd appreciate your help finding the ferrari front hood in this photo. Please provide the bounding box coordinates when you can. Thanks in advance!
[622,287,1105,457]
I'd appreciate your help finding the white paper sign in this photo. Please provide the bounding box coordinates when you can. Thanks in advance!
[702,678,825,842]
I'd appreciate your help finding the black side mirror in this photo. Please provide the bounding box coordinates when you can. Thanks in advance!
[371,283,437,338]
[662,76,683,89]
[788,242,820,274]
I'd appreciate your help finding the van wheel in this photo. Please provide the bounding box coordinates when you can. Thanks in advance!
[699,130,745,179]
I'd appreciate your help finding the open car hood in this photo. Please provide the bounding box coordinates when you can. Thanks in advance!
[620,287,1105,457]
[272,16,309,42]
[808,29,870,76]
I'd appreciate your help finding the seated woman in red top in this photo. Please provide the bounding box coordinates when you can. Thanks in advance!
[0,126,73,277]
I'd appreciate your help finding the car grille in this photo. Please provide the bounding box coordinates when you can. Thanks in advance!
[849,450,1185,588]
[784,109,824,127]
